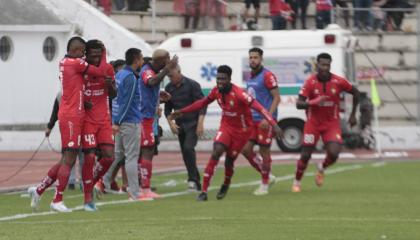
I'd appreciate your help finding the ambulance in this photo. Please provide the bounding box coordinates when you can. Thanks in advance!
[158,24,357,152]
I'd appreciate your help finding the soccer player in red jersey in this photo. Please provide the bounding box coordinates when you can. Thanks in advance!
[137,49,178,200]
[292,53,360,192]
[81,40,117,211]
[28,37,109,212]
[169,65,283,201]
[241,47,281,196]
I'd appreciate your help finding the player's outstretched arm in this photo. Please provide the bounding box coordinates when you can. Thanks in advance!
[180,97,213,114]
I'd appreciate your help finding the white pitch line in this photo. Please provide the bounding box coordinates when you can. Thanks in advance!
[0,164,366,222]
[4,215,420,225]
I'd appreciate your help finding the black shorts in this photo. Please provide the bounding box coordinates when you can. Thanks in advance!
[245,0,260,9]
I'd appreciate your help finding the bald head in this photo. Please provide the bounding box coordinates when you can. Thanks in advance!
[152,49,169,60]
[151,49,170,71]
[67,36,86,58]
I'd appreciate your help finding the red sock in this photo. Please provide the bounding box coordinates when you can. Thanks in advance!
[322,155,336,170]
[261,156,272,185]
[246,152,262,173]
[140,159,152,189]
[202,158,219,193]
[82,153,95,203]
[223,165,234,185]
[36,163,61,195]
[53,164,71,203]
[93,157,114,184]
[295,159,308,181]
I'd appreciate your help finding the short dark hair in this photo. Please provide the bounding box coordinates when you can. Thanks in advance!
[125,48,142,65]
[143,57,152,66]
[111,59,125,69]
[249,47,263,56]
[317,53,332,62]
[85,39,103,54]
[217,65,232,77]
[66,36,85,51]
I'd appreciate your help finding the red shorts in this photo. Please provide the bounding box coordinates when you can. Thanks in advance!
[59,117,83,151]
[141,118,155,147]
[302,120,342,147]
[214,127,251,159]
[82,121,114,150]
[249,121,274,146]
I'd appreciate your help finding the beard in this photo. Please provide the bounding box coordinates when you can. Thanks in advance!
[218,83,232,94]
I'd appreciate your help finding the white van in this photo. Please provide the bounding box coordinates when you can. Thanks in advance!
[158,25,357,152]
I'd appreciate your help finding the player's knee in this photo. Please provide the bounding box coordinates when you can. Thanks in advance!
[102,150,114,159]
[211,152,223,160]
[301,154,311,162]
[328,152,339,161]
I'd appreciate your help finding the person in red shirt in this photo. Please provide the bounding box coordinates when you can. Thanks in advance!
[292,53,360,193]
[315,0,333,29]
[28,37,109,212]
[269,0,293,30]
[169,65,283,201]
[81,40,117,211]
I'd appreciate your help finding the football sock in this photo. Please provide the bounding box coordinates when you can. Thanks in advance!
[36,163,60,195]
[202,158,218,193]
[53,164,71,203]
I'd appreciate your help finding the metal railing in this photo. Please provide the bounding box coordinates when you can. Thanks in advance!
[332,6,420,124]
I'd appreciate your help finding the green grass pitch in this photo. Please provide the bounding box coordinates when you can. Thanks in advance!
[0,160,419,240]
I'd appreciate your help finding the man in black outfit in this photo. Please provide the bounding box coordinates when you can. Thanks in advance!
[165,65,206,192]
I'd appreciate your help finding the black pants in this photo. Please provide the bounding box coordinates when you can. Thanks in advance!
[286,0,309,29]
[316,10,331,29]
[178,125,201,185]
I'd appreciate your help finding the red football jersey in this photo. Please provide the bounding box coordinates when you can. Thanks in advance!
[58,56,107,118]
[299,73,353,122]
[207,84,255,134]
[58,57,90,118]
[84,64,115,124]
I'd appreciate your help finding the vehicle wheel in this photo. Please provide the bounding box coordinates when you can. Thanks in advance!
[276,119,304,152]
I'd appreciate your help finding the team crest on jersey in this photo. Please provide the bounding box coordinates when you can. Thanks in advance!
[331,88,336,94]
[229,100,234,107]
[314,89,319,94]
[336,134,341,140]
[68,141,74,147]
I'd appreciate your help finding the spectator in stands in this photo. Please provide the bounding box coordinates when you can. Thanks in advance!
[201,0,225,31]
[334,0,350,28]
[174,0,201,30]
[269,0,293,30]
[353,0,373,31]
[244,0,261,27]
[372,0,387,31]
[113,0,127,11]
[128,0,150,11]
[383,0,415,31]
[286,0,309,29]
[315,0,333,29]
[98,0,112,15]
